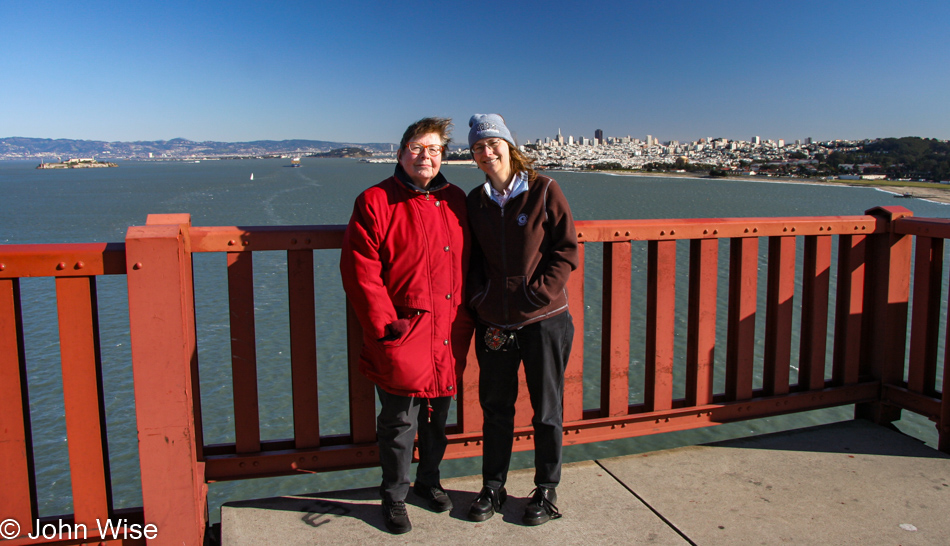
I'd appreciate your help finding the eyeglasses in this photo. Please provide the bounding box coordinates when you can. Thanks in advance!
[472,138,506,155]
[405,142,445,156]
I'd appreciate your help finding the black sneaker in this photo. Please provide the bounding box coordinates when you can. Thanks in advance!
[522,486,560,526]
[413,482,453,512]
[381,500,411,534]
[468,486,507,522]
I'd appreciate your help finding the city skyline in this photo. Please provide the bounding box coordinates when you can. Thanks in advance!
[2,1,948,145]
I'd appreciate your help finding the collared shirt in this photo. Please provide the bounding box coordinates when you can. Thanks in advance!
[483,171,529,207]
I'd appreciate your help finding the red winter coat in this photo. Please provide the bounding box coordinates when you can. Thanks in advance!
[340,168,472,398]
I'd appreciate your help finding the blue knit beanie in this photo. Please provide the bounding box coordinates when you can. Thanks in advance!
[468,113,516,148]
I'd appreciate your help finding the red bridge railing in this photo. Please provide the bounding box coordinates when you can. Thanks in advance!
[1,206,947,545]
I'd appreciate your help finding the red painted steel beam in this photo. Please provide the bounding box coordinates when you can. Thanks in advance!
[0,278,37,538]
[893,216,950,239]
[55,276,113,527]
[226,252,261,454]
[0,243,126,278]
[798,235,832,391]
[726,237,757,401]
[126,216,208,546]
[686,239,717,406]
[763,236,795,396]
[907,236,943,395]
[288,249,320,449]
[204,382,881,481]
[645,240,675,412]
[602,241,632,416]
[832,235,866,386]
[564,243,586,422]
[881,385,941,422]
[575,216,882,243]
[189,225,345,252]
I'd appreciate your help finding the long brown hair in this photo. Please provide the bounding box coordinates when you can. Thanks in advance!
[508,144,538,181]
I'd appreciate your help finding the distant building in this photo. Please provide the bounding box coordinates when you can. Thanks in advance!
[595,129,604,144]
[753,136,761,145]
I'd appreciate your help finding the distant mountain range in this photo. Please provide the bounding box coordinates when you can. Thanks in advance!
[0,137,397,160]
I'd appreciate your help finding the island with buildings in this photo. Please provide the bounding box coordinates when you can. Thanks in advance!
[36,157,118,169]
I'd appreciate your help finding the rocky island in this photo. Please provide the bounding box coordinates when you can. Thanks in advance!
[36,158,118,169]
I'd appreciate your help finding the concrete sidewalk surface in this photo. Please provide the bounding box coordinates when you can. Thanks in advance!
[220,420,950,545]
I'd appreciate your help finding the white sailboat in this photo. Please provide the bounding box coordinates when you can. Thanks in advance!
[250,173,254,181]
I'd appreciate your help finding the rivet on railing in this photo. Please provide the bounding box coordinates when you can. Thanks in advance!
[703,229,708,235]
[75,261,84,269]
[228,240,236,246]
[306,238,311,244]
[0,263,5,271]
[827,226,832,231]
[713,229,719,235]
[242,240,249,246]
[744,228,749,233]
[752,228,758,233]
[614,231,620,237]
[312,456,319,462]
[291,238,297,244]
[791,227,796,232]
[625,231,630,236]
[670,230,675,235]
[132,262,143,270]
[577,232,583,238]
[239,462,246,468]
[819,227,824,231]
[56,262,66,270]
[252,461,259,467]
[660,231,666,236]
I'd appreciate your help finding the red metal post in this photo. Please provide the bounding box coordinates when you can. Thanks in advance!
[645,240,675,412]
[726,237,757,401]
[564,243,586,422]
[832,234,866,385]
[0,278,36,538]
[602,241,632,416]
[907,236,943,394]
[227,251,261,453]
[686,239,717,406]
[345,300,377,444]
[857,206,913,424]
[56,276,113,527]
[126,214,208,545]
[763,236,795,396]
[288,249,320,449]
[798,235,832,390]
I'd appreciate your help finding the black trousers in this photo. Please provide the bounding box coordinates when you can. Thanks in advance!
[476,311,574,490]
[375,386,451,503]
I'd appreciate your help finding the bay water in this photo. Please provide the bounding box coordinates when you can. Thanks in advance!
[2,158,947,521]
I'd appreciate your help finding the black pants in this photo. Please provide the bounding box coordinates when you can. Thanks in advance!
[375,386,451,503]
[476,311,574,490]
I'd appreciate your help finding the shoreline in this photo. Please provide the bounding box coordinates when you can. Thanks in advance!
[582,168,950,204]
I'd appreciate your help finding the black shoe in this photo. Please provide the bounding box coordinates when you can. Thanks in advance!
[381,500,411,534]
[413,482,453,512]
[522,486,560,526]
[468,486,507,522]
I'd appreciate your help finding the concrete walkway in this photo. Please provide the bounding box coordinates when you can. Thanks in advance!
[220,420,950,545]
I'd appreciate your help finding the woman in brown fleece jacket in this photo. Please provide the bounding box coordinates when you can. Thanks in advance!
[464,113,578,527]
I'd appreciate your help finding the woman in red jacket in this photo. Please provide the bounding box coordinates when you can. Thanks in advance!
[465,113,579,526]
[340,117,471,534]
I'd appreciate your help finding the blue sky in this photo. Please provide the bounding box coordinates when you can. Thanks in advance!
[2,0,948,145]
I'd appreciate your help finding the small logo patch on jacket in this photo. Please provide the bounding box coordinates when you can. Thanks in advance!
[517,213,528,226]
